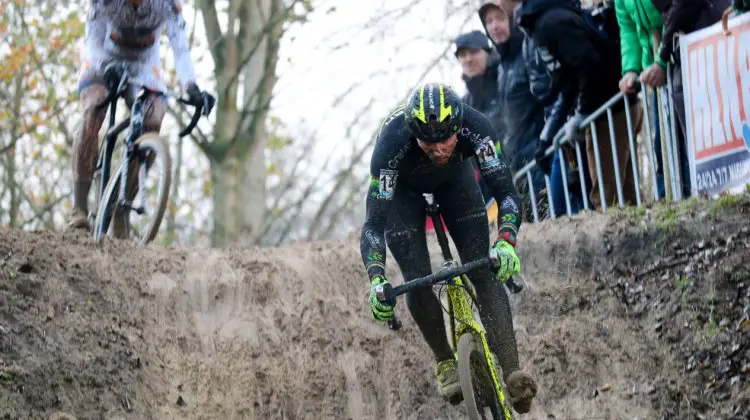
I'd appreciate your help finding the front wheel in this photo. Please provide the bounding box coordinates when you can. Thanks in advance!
[93,133,172,245]
[457,333,507,420]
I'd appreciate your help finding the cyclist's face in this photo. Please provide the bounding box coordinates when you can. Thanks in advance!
[417,133,458,165]
[484,7,510,44]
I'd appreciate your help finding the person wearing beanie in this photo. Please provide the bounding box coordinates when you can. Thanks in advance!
[479,1,547,223]
[454,30,504,134]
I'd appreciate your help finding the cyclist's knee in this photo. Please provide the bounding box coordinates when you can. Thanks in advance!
[385,224,421,247]
[79,85,108,140]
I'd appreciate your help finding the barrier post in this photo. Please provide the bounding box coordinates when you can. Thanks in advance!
[640,88,661,202]
[526,171,540,223]
[606,108,626,207]
[623,95,642,206]
[589,122,608,212]
[666,64,683,201]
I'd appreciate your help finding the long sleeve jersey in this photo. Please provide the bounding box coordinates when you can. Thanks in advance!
[360,104,522,280]
[81,0,196,92]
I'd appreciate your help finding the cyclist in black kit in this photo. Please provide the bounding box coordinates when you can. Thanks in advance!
[360,82,537,414]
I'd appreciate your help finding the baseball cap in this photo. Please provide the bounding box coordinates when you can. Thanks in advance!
[454,30,492,57]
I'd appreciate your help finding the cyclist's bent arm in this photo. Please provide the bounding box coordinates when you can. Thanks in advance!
[82,8,108,70]
[359,110,406,279]
[360,181,392,280]
[165,1,197,88]
[463,108,522,246]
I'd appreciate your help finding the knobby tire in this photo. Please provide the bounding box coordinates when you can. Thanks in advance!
[457,333,505,420]
[93,133,172,245]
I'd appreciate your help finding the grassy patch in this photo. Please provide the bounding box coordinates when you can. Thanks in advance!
[675,275,689,294]
[708,193,741,216]
[705,312,722,339]
[0,366,24,385]
[655,204,678,233]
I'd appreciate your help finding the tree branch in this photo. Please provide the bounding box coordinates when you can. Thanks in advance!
[265,131,320,219]
[228,0,297,90]
[6,168,63,231]
[17,4,74,146]
[0,138,21,156]
[318,176,366,240]
[197,0,224,69]
[19,191,69,230]
[304,136,375,241]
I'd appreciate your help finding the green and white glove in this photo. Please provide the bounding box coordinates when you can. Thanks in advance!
[368,275,395,321]
[489,240,521,283]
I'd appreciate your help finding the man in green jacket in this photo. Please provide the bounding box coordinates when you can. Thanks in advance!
[615,0,666,199]
[617,0,667,89]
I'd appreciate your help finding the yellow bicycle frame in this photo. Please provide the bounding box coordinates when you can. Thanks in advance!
[445,273,512,420]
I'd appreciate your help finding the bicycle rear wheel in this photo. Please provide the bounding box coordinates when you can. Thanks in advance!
[457,333,507,420]
[93,133,172,244]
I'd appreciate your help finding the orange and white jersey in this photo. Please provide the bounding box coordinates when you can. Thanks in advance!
[79,0,196,92]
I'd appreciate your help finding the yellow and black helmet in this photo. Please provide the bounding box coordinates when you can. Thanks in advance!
[404,82,464,143]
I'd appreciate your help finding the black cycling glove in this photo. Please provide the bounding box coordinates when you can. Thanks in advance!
[185,82,216,117]
[534,138,554,176]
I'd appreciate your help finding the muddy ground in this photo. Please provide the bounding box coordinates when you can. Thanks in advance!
[0,195,748,419]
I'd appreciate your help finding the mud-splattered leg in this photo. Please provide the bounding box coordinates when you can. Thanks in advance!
[385,184,453,362]
[435,160,537,413]
[68,83,108,230]
[434,161,520,377]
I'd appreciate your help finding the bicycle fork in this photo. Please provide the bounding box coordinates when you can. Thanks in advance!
[117,95,149,217]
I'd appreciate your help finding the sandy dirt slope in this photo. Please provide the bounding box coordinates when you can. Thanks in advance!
[0,227,469,420]
[0,195,749,419]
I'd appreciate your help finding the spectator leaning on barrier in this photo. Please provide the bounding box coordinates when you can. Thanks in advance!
[509,0,593,217]
[479,1,547,220]
[649,0,731,197]
[615,0,667,200]
[518,0,643,209]
[454,30,502,204]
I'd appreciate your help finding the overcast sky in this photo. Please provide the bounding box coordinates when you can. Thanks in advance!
[272,0,487,154]
[174,0,490,163]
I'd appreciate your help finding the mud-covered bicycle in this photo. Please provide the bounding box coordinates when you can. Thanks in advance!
[376,194,522,420]
[88,61,214,244]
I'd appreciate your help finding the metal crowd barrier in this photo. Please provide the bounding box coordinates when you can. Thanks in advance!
[512,73,686,223]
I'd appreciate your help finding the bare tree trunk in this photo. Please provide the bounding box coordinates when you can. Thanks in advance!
[199,0,286,247]
[209,134,264,246]
[6,70,24,226]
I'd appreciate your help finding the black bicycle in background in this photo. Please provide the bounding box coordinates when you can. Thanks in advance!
[87,61,214,244]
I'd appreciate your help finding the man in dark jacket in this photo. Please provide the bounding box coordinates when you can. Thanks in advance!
[518,0,644,209]
[514,0,592,217]
[455,30,504,135]
[454,30,503,205]
[479,1,547,221]
[646,0,731,197]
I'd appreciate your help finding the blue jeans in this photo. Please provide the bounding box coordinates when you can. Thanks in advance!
[549,151,576,216]
[651,91,666,200]
[549,147,593,216]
